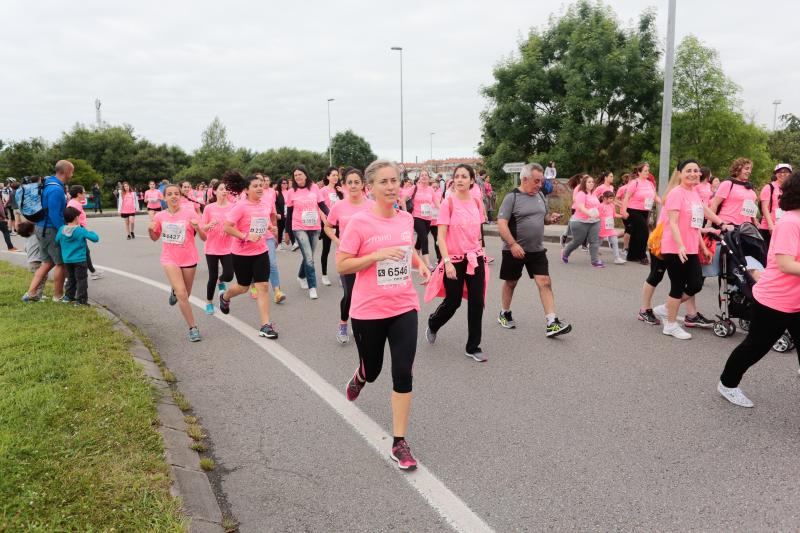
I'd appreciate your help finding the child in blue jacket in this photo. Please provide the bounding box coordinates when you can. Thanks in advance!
[56,207,99,305]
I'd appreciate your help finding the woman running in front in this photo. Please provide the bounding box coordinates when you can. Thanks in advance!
[149,183,207,342]
[319,167,342,286]
[425,163,487,362]
[622,163,661,264]
[562,175,604,267]
[219,172,278,339]
[144,180,164,221]
[255,172,286,304]
[718,171,800,407]
[408,169,440,270]
[285,165,329,300]
[337,159,431,470]
[201,179,234,315]
[118,181,139,239]
[324,168,374,344]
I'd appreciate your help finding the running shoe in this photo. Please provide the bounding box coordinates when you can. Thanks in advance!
[8,247,19,252]
[249,286,257,299]
[546,319,572,338]
[425,326,437,344]
[336,323,349,344]
[188,326,201,342]
[559,234,567,248]
[259,323,278,339]
[291,242,299,251]
[591,260,605,268]
[345,370,365,401]
[486,255,495,264]
[274,288,286,304]
[205,303,214,315]
[21,293,37,303]
[219,293,230,315]
[131,233,135,239]
[322,275,332,286]
[561,254,569,264]
[662,322,691,340]
[638,309,660,325]
[717,381,754,408]
[684,312,714,329]
[168,290,177,306]
[652,304,668,322]
[639,257,650,265]
[581,245,589,252]
[127,234,131,240]
[298,276,309,289]
[465,349,488,362]
[90,270,105,280]
[309,288,318,299]
[53,295,70,303]
[390,439,418,470]
[217,281,227,292]
[613,258,626,265]
[497,310,516,329]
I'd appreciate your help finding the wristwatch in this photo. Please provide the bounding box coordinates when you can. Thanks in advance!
[443,257,451,264]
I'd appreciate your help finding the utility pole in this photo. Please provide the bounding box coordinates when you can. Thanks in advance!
[773,99,782,130]
[95,99,102,128]
[430,132,435,162]
[390,47,404,165]
[657,0,676,198]
[327,98,335,166]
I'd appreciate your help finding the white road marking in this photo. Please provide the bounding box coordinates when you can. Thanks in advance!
[89,261,494,533]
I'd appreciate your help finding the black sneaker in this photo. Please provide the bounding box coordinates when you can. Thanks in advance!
[684,312,714,329]
[219,293,230,314]
[546,319,572,338]
[497,310,516,329]
[638,309,660,325]
[259,322,278,339]
[168,290,177,306]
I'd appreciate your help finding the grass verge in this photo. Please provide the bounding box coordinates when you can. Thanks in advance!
[0,261,185,532]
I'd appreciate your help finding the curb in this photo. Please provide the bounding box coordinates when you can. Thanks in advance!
[92,305,228,533]
[86,211,147,219]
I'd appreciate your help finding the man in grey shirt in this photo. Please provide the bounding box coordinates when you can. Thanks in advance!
[496,163,572,338]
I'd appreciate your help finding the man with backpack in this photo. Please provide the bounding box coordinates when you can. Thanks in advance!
[496,163,572,338]
[22,160,73,303]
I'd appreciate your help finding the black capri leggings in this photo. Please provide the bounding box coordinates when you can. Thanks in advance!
[662,253,703,299]
[430,226,442,261]
[413,217,432,255]
[277,218,286,244]
[320,228,337,276]
[626,208,650,261]
[351,309,417,394]
[645,253,667,287]
[340,273,356,322]
[206,253,234,300]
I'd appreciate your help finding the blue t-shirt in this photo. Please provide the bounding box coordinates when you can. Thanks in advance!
[36,176,67,230]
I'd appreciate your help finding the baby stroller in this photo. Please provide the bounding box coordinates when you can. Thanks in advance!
[711,223,794,352]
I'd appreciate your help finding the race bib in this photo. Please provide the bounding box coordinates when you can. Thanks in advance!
[603,217,614,230]
[431,207,439,219]
[741,199,757,217]
[301,209,318,226]
[690,204,704,229]
[329,192,338,204]
[643,197,654,211]
[376,246,411,286]
[420,203,432,217]
[249,216,268,236]
[776,208,785,220]
[162,221,186,245]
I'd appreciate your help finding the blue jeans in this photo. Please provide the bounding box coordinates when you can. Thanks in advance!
[295,229,318,289]
[266,237,281,288]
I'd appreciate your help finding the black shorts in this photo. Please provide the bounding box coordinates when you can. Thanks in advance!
[499,250,549,280]
[120,212,136,218]
[232,251,270,286]
[148,207,162,213]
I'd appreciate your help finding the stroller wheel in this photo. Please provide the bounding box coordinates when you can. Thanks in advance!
[713,320,737,338]
[738,318,750,332]
[773,333,793,353]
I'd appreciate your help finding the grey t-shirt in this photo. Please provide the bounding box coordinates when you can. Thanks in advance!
[497,189,547,253]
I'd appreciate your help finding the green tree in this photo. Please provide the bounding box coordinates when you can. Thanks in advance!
[67,159,104,192]
[0,138,53,177]
[185,117,243,182]
[478,1,662,180]
[53,124,138,183]
[768,113,800,167]
[246,147,329,181]
[329,130,376,171]
[128,141,191,186]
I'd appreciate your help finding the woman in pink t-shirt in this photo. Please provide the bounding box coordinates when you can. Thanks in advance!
[562,175,604,267]
[594,171,615,198]
[622,163,662,264]
[426,164,487,362]
[709,158,758,227]
[429,180,443,262]
[67,184,103,280]
[179,181,202,217]
[598,191,625,264]
[149,183,207,342]
[324,168,374,344]
[408,170,441,271]
[337,159,431,471]
[285,165,329,299]
[758,163,792,248]
[695,168,713,207]
[319,167,342,287]
[200,180,234,315]
[718,171,800,407]
[117,182,139,240]
[144,181,164,221]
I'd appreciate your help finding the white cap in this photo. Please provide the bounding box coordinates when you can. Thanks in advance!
[774,163,793,173]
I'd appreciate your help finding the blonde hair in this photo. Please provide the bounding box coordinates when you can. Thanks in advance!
[664,170,682,196]
[364,159,399,185]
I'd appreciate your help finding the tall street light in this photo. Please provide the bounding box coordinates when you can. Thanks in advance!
[773,99,782,130]
[657,0,676,198]
[390,46,404,165]
[429,132,435,162]
[327,98,335,166]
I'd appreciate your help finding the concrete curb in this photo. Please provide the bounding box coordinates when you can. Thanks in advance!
[86,210,147,219]
[92,305,227,533]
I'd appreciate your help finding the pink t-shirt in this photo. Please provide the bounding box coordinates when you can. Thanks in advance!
[616,184,628,200]
[759,182,783,229]
[192,190,206,206]
[437,196,484,256]
[144,189,163,209]
[259,189,277,240]
[201,202,234,256]
[572,190,600,222]
[320,185,340,209]
[180,196,200,214]
[626,179,656,211]
[660,186,703,255]
[695,181,712,206]
[327,198,374,239]
[469,184,483,202]
[598,203,617,238]
[286,185,324,231]
[411,185,440,220]
[225,198,272,256]
[337,209,419,320]
[153,208,200,267]
[753,210,800,312]
[120,192,136,214]
[67,198,87,227]
[715,180,758,225]
[595,184,614,198]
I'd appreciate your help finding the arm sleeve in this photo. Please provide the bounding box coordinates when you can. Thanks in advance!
[86,230,100,243]
[318,201,330,216]
[286,206,293,233]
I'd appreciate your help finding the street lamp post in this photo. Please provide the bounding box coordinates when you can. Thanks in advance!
[327,98,335,166]
[657,0,676,198]
[429,132,435,162]
[390,46,404,165]
[773,99,782,130]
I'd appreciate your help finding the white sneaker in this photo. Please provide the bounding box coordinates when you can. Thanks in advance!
[653,304,668,322]
[298,277,309,290]
[309,288,318,299]
[291,242,299,251]
[662,321,691,340]
[277,243,285,251]
[613,258,626,265]
[717,381,754,408]
[90,270,105,280]
[321,275,331,286]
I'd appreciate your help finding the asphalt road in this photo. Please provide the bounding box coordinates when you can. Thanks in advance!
[4,217,800,532]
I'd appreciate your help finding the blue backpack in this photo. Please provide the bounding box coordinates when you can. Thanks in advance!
[542,178,554,195]
[15,179,59,223]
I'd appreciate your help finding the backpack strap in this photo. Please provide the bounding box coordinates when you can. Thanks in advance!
[768,182,775,214]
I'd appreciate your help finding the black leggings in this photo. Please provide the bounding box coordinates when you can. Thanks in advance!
[413,217,431,255]
[626,209,650,261]
[662,253,703,299]
[320,230,333,275]
[340,273,356,322]
[277,218,286,244]
[430,226,442,262]
[205,253,234,300]
[351,310,417,393]
[720,300,800,388]
[0,221,13,249]
[86,244,95,274]
[428,259,485,354]
[645,253,667,287]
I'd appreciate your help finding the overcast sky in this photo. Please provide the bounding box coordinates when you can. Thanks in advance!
[2,1,798,163]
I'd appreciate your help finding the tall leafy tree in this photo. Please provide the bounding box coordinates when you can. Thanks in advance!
[0,138,53,177]
[330,130,377,171]
[768,113,800,167]
[53,124,138,183]
[246,147,329,181]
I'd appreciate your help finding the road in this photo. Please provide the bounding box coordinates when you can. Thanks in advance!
[4,217,800,532]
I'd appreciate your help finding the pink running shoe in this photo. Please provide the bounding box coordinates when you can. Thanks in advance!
[345,370,365,401]
[390,439,418,470]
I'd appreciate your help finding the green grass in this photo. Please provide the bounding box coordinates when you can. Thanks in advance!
[0,261,186,532]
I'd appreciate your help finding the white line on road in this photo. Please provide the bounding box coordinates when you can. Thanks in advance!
[90,262,494,533]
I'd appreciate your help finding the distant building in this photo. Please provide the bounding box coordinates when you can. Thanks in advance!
[402,157,483,179]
